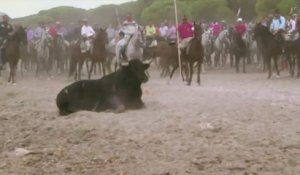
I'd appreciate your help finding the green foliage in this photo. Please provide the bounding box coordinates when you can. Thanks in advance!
[140,0,190,24]
[11,0,300,27]
[189,0,235,22]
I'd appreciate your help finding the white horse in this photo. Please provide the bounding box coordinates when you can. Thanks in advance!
[214,29,229,67]
[35,30,52,77]
[202,29,214,66]
[115,29,144,70]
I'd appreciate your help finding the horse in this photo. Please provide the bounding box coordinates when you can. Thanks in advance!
[231,31,247,73]
[201,29,214,67]
[88,28,108,79]
[214,29,229,67]
[170,22,204,85]
[115,28,144,70]
[253,23,285,78]
[68,39,91,80]
[53,33,70,73]
[35,29,53,78]
[0,26,27,84]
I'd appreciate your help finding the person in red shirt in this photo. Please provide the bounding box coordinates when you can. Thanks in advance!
[178,16,194,53]
[235,18,247,37]
[48,22,58,40]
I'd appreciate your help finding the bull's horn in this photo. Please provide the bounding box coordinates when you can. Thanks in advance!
[120,62,129,66]
[143,59,153,64]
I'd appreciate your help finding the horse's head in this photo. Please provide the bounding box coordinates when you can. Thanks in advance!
[274,29,285,44]
[193,22,203,41]
[15,26,28,45]
[131,29,144,48]
[253,22,269,40]
[95,28,108,45]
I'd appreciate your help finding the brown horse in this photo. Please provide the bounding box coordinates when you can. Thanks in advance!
[170,22,204,85]
[0,26,27,84]
[88,28,108,79]
[69,40,91,80]
[253,23,285,78]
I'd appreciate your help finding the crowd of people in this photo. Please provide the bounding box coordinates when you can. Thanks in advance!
[0,8,299,66]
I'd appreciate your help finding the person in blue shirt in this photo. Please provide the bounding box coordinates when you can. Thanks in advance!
[270,9,286,34]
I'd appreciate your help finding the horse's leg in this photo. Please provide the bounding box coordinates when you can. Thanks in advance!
[169,64,178,80]
[187,61,193,86]
[102,61,106,76]
[8,62,12,83]
[197,62,201,85]
[12,63,17,84]
[235,55,239,73]
[286,53,293,76]
[88,61,94,80]
[274,56,280,77]
[297,54,300,78]
[267,57,272,79]
[78,60,84,80]
[243,56,246,73]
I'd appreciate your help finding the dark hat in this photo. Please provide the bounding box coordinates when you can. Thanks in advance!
[274,9,280,14]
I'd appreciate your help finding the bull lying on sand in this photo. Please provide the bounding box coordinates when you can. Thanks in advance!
[56,59,150,115]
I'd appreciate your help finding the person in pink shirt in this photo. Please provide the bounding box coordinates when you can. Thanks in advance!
[178,16,193,51]
[211,21,222,39]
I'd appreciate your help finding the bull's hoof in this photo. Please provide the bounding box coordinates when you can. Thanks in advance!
[58,110,72,116]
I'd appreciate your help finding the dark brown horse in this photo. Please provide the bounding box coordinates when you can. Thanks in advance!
[69,40,91,80]
[230,30,247,73]
[170,22,204,85]
[253,23,285,78]
[88,28,108,79]
[0,26,27,84]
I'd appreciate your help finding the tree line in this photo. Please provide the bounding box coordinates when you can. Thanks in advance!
[13,0,300,27]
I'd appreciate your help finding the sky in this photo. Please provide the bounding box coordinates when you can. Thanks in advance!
[0,0,135,18]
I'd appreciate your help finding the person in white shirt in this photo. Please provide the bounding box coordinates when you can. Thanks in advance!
[80,19,95,53]
[159,22,168,38]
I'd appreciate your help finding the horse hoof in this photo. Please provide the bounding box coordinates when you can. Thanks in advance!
[276,75,280,78]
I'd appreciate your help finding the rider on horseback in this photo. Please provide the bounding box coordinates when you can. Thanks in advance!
[0,14,13,69]
[234,18,247,41]
[270,9,286,34]
[178,15,193,56]
[80,19,95,53]
[119,13,138,60]
[145,21,156,47]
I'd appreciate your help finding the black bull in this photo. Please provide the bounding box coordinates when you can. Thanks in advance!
[56,59,150,115]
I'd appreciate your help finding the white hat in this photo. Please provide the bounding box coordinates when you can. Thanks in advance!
[237,18,242,22]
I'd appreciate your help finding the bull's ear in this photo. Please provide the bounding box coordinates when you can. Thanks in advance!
[143,63,150,70]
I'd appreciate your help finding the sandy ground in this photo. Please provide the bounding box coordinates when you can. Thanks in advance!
[0,66,299,175]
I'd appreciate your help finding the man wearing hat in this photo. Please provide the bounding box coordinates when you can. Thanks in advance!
[270,9,286,34]
[80,19,95,53]
[0,14,13,68]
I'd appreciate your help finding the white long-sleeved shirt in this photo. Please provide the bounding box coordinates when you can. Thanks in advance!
[81,25,95,38]
[288,19,296,33]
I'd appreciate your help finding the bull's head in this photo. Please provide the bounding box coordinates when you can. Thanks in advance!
[121,59,151,83]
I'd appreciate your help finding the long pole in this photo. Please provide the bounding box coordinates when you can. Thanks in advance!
[173,0,182,80]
